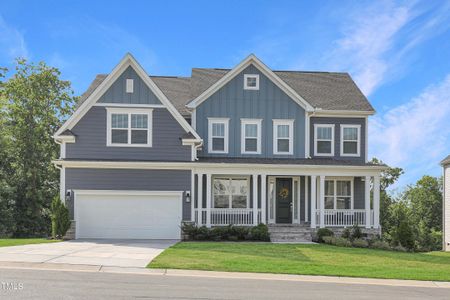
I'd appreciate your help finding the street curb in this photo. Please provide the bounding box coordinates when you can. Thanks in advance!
[1,261,449,289]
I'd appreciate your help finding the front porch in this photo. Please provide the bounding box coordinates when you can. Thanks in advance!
[191,169,381,230]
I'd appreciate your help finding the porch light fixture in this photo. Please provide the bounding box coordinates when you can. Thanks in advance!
[185,191,191,203]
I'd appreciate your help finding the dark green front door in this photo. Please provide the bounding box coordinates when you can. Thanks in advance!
[276,178,293,224]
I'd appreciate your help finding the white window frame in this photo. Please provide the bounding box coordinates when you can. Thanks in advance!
[208,118,229,154]
[241,119,262,154]
[324,177,354,210]
[340,124,361,157]
[314,124,335,157]
[273,119,294,155]
[106,107,152,147]
[244,74,260,90]
[212,176,250,209]
[126,79,134,93]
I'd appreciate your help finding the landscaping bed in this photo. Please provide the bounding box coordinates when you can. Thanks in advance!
[149,242,450,281]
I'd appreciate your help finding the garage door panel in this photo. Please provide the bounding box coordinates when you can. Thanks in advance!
[75,192,182,239]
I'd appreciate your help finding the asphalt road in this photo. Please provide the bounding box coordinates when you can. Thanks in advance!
[0,268,449,300]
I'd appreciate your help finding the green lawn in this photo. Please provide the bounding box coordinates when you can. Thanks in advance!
[0,238,60,247]
[149,242,450,281]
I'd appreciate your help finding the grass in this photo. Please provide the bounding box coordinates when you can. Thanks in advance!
[0,238,60,247]
[149,242,450,281]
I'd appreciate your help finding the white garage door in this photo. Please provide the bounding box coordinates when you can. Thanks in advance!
[75,190,182,239]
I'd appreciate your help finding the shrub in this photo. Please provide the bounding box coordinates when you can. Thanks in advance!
[316,228,334,243]
[51,196,71,239]
[335,237,351,247]
[250,224,270,241]
[392,245,407,252]
[322,236,334,245]
[232,226,250,240]
[370,240,391,251]
[352,238,369,248]
[350,223,363,241]
[341,228,351,239]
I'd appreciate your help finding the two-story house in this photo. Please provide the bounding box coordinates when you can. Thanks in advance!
[54,54,385,241]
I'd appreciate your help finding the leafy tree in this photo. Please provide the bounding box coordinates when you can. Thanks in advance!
[389,200,415,250]
[0,59,75,237]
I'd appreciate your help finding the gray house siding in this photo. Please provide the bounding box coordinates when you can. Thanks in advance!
[195,64,306,159]
[66,107,191,161]
[310,117,366,162]
[98,66,162,105]
[65,168,191,220]
[353,177,365,209]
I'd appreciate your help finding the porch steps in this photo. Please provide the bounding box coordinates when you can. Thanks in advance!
[268,225,314,243]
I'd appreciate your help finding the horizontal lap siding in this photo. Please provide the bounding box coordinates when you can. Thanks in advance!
[66,107,191,161]
[196,64,306,159]
[65,168,191,220]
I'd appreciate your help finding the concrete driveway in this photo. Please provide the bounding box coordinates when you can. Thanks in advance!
[0,239,177,268]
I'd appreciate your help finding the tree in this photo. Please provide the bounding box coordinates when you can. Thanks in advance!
[0,59,75,237]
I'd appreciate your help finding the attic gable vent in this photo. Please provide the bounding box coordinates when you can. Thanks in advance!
[126,79,134,93]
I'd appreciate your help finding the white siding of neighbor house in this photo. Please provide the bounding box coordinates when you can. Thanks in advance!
[445,165,450,251]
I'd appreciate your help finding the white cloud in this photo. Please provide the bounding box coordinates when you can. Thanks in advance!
[0,15,28,62]
[369,75,450,187]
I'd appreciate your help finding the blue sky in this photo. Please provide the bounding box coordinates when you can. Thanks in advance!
[1,0,450,189]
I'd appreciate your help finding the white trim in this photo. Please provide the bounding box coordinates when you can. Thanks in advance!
[305,176,309,222]
[55,53,201,142]
[126,79,134,93]
[60,142,66,159]
[241,119,262,154]
[305,112,310,158]
[192,109,197,131]
[60,166,65,203]
[314,124,335,157]
[93,103,165,108]
[186,54,314,111]
[54,160,387,173]
[365,176,371,228]
[293,177,301,224]
[365,116,369,162]
[55,135,75,143]
[73,190,184,196]
[273,119,294,155]
[312,110,375,117]
[261,174,267,224]
[340,124,361,157]
[206,173,211,227]
[253,174,258,225]
[310,175,317,228]
[319,175,325,228]
[212,175,250,209]
[324,177,354,210]
[191,171,195,222]
[106,107,153,147]
[208,118,229,154]
[244,74,260,90]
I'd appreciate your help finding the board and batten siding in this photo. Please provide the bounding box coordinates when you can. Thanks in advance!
[98,66,162,105]
[444,164,450,251]
[310,117,366,162]
[195,64,306,159]
[66,107,191,161]
[65,168,192,221]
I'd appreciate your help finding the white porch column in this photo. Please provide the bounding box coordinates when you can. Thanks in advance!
[310,175,317,228]
[191,172,195,222]
[373,175,381,229]
[365,176,371,228]
[305,176,309,222]
[206,173,211,228]
[319,175,325,228]
[197,174,203,225]
[253,174,259,225]
[261,174,267,224]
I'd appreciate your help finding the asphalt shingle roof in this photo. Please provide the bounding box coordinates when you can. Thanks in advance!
[75,65,374,116]
[441,155,450,166]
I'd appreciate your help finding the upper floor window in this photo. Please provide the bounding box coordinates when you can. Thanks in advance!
[107,108,152,147]
[244,74,259,90]
[273,119,294,155]
[314,124,334,156]
[340,125,361,157]
[241,119,262,154]
[324,179,353,209]
[208,118,229,153]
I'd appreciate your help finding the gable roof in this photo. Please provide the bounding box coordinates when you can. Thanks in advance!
[441,155,450,166]
[55,53,201,141]
[73,54,375,119]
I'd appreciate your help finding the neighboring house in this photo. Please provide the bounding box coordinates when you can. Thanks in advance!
[442,155,450,251]
[53,53,385,241]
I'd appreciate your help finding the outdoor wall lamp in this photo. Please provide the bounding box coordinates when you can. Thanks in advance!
[185,191,191,203]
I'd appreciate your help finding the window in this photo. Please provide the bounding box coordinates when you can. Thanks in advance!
[324,179,353,209]
[241,119,262,154]
[208,118,229,153]
[340,125,361,156]
[126,79,134,93]
[314,124,334,156]
[107,108,152,147]
[273,120,294,155]
[213,177,249,208]
[244,74,259,90]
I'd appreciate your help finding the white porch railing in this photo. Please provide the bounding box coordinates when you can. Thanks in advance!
[315,209,374,227]
[195,208,261,226]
